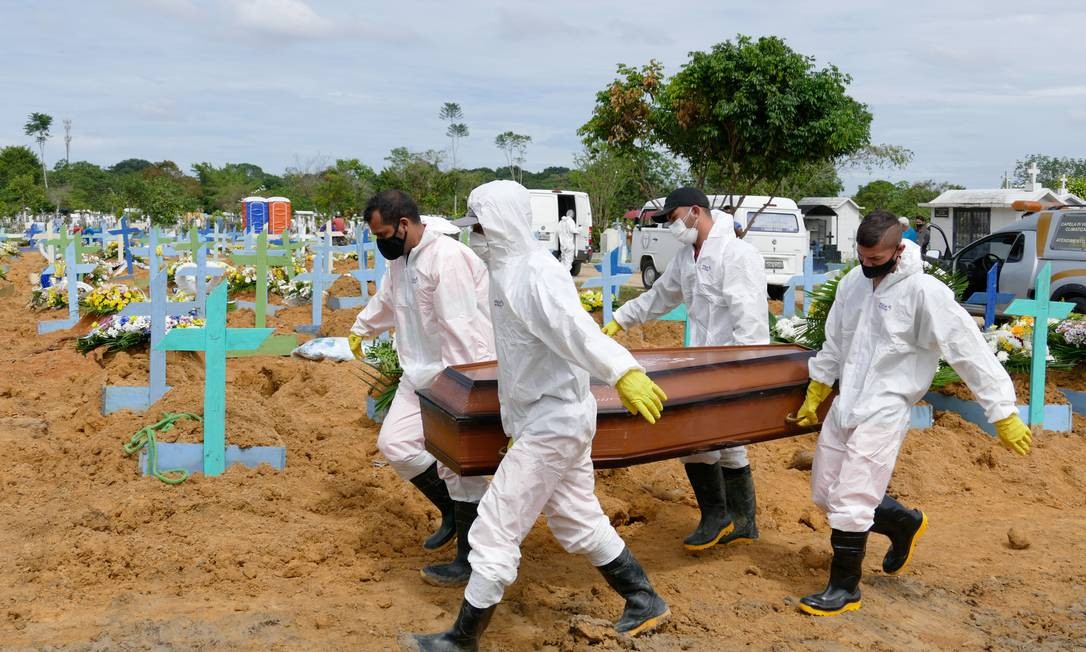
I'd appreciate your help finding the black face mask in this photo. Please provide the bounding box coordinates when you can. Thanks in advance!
[861,255,898,279]
[376,222,406,261]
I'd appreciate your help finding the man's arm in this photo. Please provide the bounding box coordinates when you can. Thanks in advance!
[917,281,1016,422]
[350,268,396,337]
[614,254,684,329]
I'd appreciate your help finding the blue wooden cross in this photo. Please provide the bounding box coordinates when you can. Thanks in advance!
[22,222,44,251]
[102,267,197,414]
[38,229,96,334]
[1004,262,1075,428]
[782,253,829,318]
[294,234,342,334]
[80,227,108,254]
[329,224,386,310]
[164,227,224,318]
[582,246,632,325]
[155,282,274,476]
[108,216,143,277]
[965,262,1016,329]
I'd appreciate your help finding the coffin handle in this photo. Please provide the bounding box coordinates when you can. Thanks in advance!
[785,412,820,428]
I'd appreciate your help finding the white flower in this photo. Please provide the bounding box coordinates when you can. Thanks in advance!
[996,350,1009,363]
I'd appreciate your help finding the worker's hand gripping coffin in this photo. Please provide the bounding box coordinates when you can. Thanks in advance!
[418,344,830,476]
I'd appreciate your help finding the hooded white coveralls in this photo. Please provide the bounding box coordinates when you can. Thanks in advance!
[809,240,1017,531]
[614,209,770,468]
[350,225,494,502]
[558,211,578,271]
[464,180,640,609]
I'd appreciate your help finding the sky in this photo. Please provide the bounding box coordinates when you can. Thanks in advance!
[2,0,1085,194]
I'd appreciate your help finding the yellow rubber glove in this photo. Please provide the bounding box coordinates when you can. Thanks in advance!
[615,369,668,424]
[795,380,833,427]
[602,320,623,337]
[994,414,1032,456]
[348,333,365,361]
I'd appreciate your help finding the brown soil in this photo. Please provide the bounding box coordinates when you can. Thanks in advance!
[1,251,1084,650]
[938,373,1070,405]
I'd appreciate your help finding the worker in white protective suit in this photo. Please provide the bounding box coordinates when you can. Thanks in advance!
[558,209,578,273]
[347,189,494,587]
[404,180,670,651]
[791,209,1033,617]
[603,187,768,551]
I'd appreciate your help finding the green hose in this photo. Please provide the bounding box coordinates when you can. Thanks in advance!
[122,412,202,485]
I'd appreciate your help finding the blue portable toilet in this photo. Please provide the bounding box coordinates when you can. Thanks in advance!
[242,196,269,233]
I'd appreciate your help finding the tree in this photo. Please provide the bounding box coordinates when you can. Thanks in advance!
[314,158,377,217]
[439,103,470,171]
[0,145,42,190]
[853,179,962,218]
[63,119,72,164]
[23,112,53,190]
[1066,177,1086,199]
[570,148,643,233]
[377,147,452,213]
[109,158,154,176]
[126,174,195,226]
[581,35,873,234]
[50,161,113,212]
[1013,155,1086,189]
[1,173,49,216]
[495,132,531,182]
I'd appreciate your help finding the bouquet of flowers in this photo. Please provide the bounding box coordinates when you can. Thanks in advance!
[29,282,88,310]
[81,284,146,317]
[165,254,194,284]
[53,255,112,287]
[227,265,258,294]
[770,314,806,344]
[1051,314,1086,367]
[273,277,313,304]
[981,316,1061,372]
[358,338,402,414]
[76,313,205,355]
[579,289,604,313]
[0,241,19,258]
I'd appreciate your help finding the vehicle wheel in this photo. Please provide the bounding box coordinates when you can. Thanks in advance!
[1060,294,1086,315]
[570,261,582,276]
[641,263,659,289]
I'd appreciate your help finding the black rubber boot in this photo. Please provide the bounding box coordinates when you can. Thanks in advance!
[421,501,478,587]
[718,464,759,545]
[409,463,456,550]
[596,546,670,636]
[401,599,495,652]
[799,529,868,617]
[870,494,928,575]
[682,463,734,550]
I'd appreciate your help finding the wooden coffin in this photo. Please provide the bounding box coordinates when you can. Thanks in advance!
[418,344,831,476]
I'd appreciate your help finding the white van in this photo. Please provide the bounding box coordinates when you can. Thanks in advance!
[630,194,809,290]
[527,189,593,275]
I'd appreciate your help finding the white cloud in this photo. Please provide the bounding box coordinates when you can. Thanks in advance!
[229,0,343,40]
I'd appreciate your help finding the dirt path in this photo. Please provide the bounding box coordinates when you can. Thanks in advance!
[1,252,1083,650]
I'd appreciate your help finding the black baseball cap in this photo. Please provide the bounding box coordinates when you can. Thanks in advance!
[651,187,710,223]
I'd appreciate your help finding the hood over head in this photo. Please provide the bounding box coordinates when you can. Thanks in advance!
[467,180,537,263]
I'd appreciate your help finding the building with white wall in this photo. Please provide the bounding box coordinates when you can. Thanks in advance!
[798,197,863,262]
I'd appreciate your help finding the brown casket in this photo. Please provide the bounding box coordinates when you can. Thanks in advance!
[418,344,831,476]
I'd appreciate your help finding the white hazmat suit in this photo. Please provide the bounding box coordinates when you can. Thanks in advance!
[808,240,1017,531]
[558,210,578,272]
[350,225,494,502]
[614,209,769,468]
[464,180,642,609]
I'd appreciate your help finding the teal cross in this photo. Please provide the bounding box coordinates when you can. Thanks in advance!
[231,231,290,327]
[1004,262,1075,427]
[270,229,307,279]
[155,282,272,475]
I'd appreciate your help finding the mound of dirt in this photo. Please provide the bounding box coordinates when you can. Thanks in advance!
[1,251,1083,650]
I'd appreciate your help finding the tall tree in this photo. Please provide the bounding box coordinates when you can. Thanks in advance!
[581,35,873,234]
[23,112,53,190]
[1067,177,1086,199]
[439,102,470,170]
[63,119,72,164]
[853,179,962,218]
[494,131,531,182]
[0,145,42,189]
[314,158,377,217]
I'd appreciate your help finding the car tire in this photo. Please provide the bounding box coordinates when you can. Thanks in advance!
[570,261,582,276]
[641,262,658,289]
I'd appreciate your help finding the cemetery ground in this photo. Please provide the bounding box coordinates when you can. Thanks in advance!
[1,251,1084,651]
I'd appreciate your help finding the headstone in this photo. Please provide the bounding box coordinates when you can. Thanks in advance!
[102,267,196,414]
[37,229,96,334]
[164,227,224,318]
[155,282,280,476]
[329,224,385,310]
[294,231,342,334]
[782,253,828,318]
[965,262,1015,329]
[1004,263,1075,428]
[582,246,631,325]
[107,216,143,277]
